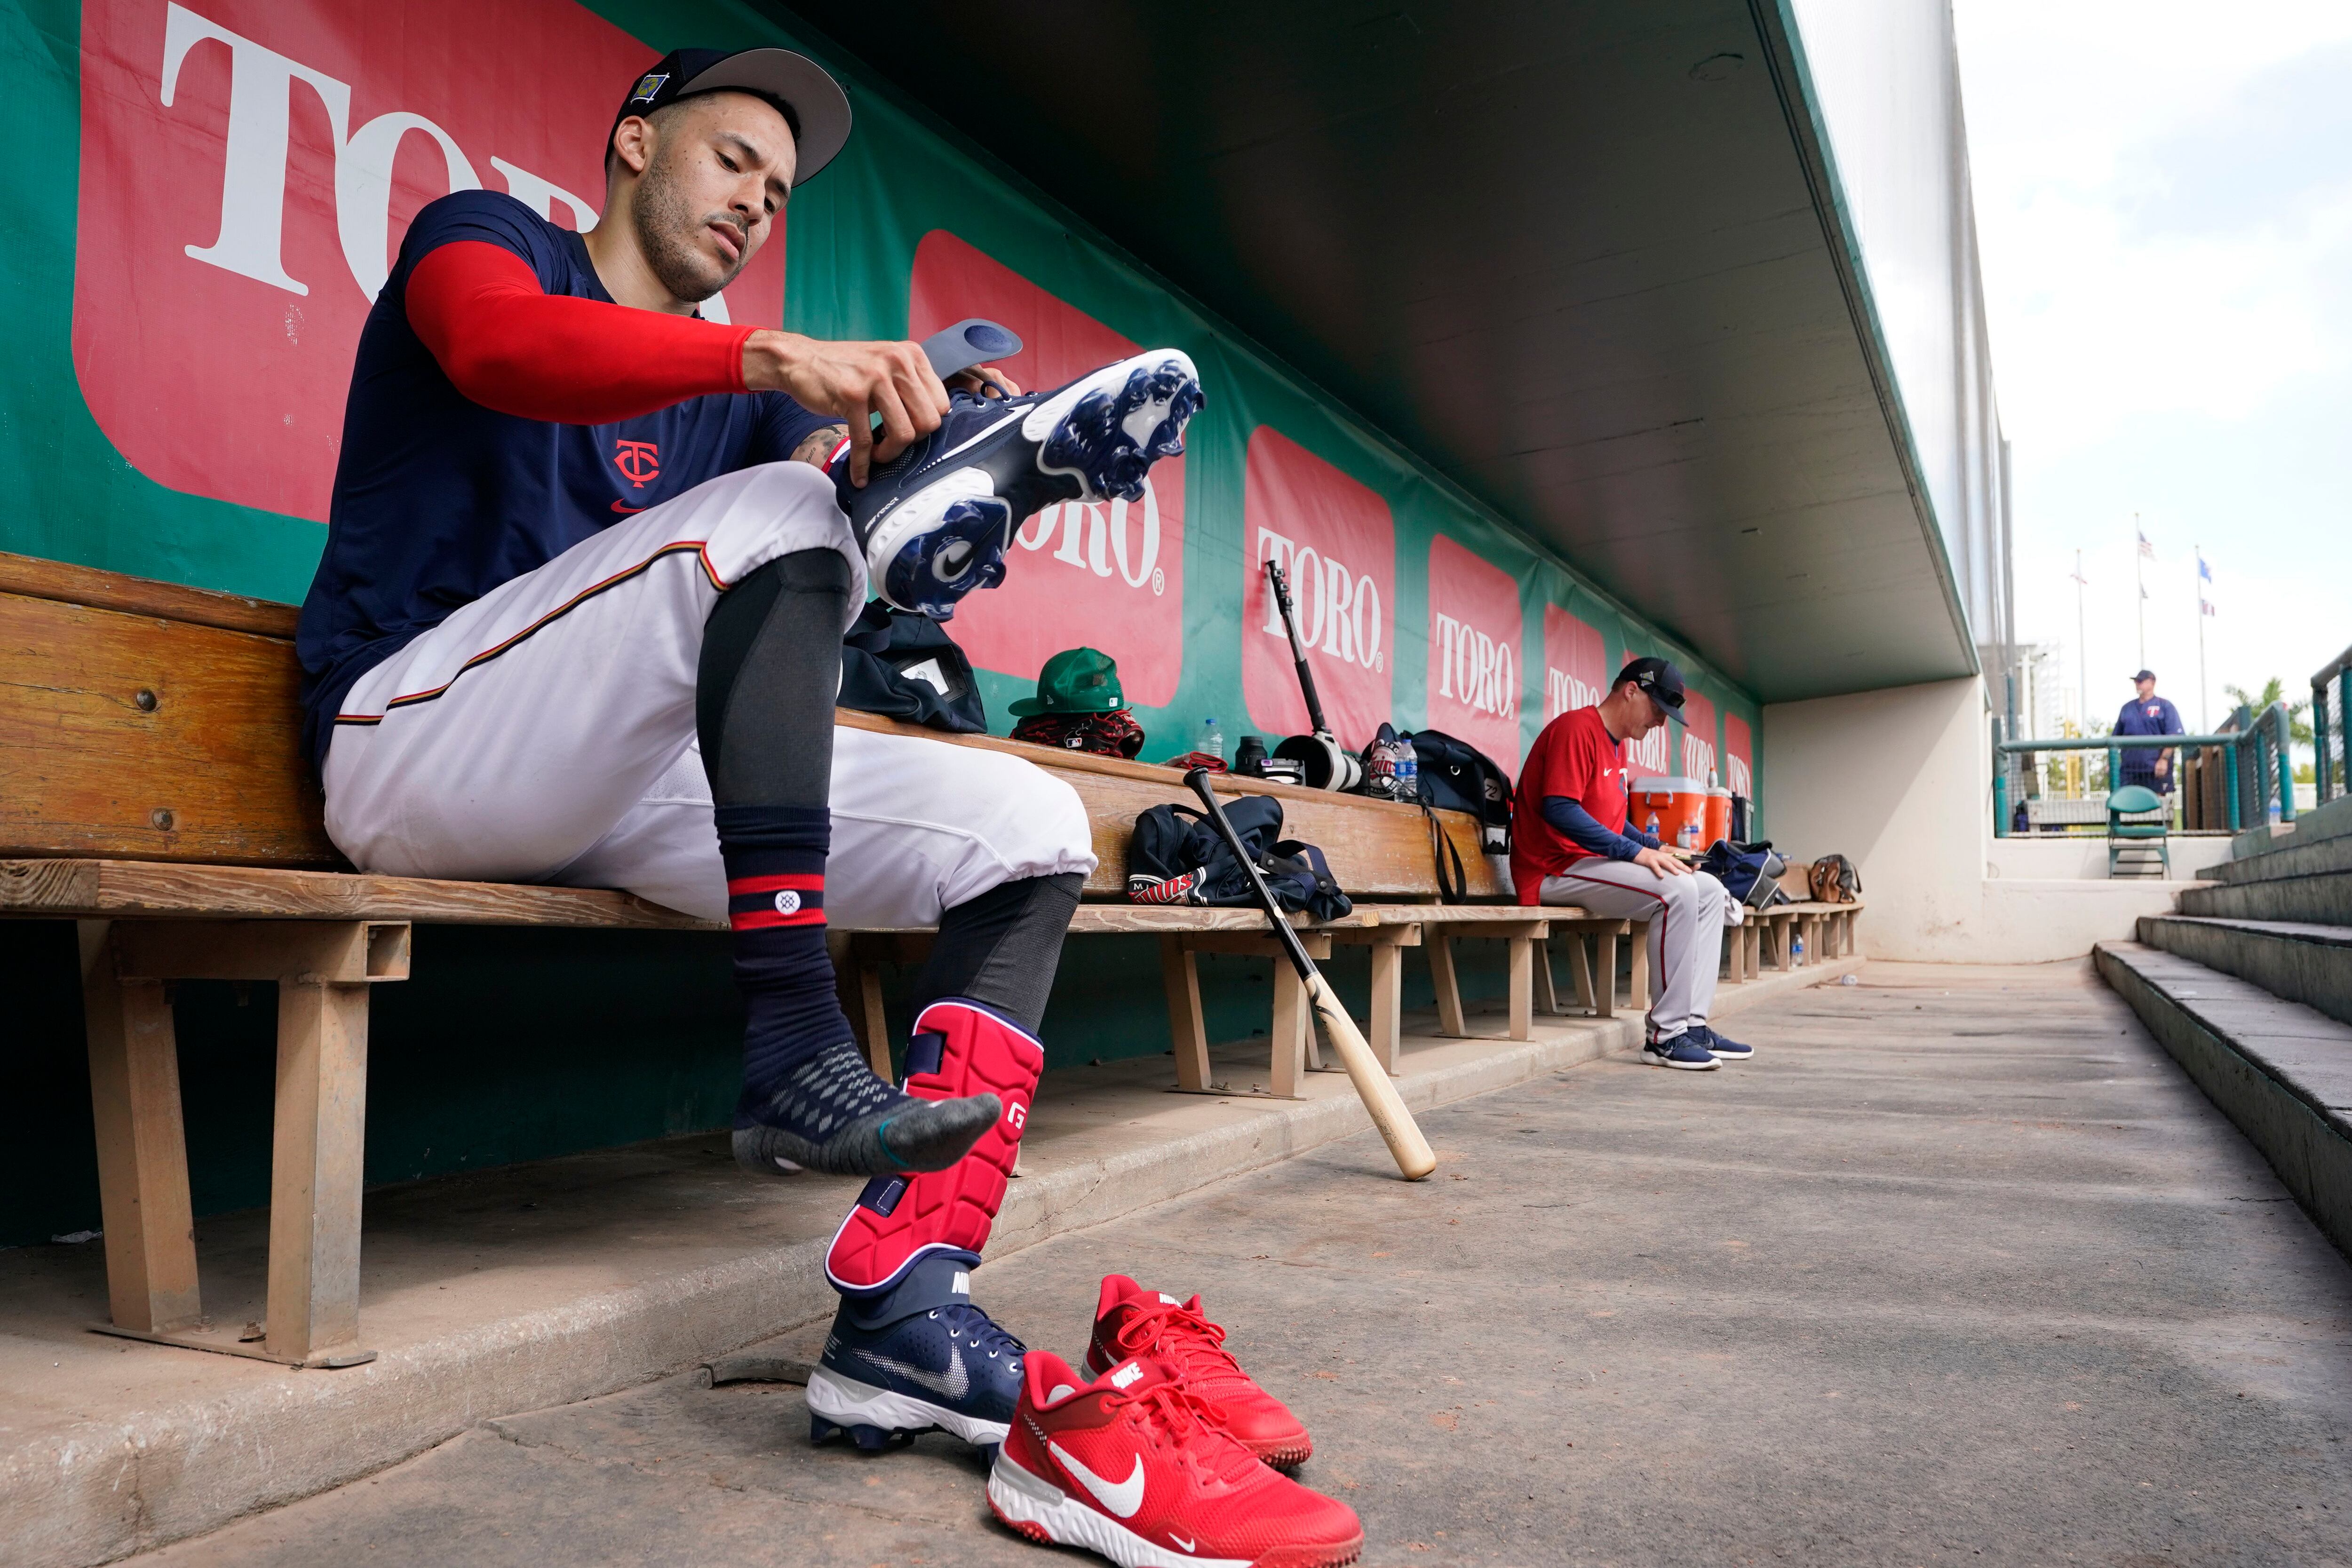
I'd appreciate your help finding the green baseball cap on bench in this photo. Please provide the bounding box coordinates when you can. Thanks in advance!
[1009,647,1128,716]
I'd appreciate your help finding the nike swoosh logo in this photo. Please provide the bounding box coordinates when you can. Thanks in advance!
[1049,1440,1146,1519]
[1170,1531,1197,1552]
[855,1343,968,1400]
[611,500,644,514]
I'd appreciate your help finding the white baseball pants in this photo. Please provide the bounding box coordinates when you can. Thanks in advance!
[321,462,1097,927]
[1538,858,1741,1042]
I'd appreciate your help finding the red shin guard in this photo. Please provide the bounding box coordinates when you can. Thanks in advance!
[825,998,1043,1294]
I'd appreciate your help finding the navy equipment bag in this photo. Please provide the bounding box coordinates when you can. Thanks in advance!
[1125,798,1353,922]
[1700,839,1791,909]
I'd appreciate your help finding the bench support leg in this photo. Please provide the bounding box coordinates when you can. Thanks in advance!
[1628,923,1651,1011]
[1569,934,1597,1015]
[1745,921,1763,978]
[1532,937,1560,1015]
[1590,927,1616,1019]
[1508,936,1534,1041]
[1159,937,1212,1093]
[266,980,373,1367]
[1427,936,1467,1038]
[1368,943,1404,1073]
[79,922,202,1336]
[1270,964,1309,1100]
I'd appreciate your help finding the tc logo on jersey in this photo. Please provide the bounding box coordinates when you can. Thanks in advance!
[772,890,801,915]
[614,440,661,488]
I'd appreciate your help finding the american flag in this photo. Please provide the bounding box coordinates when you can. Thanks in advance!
[2199,554,2216,616]
[2137,530,2156,560]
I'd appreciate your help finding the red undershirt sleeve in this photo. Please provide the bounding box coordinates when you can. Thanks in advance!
[404,240,756,425]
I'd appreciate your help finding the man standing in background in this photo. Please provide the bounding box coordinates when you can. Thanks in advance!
[2114,669,2185,795]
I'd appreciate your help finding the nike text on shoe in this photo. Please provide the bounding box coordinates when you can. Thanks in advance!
[1692,1024,1753,1061]
[807,1250,1025,1452]
[1642,1031,1720,1070]
[989,1351,1362,1568]
[1085,1276,1312,1470]
[835,349,1203,619]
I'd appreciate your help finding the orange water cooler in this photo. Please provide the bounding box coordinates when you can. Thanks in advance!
[1629,777,1708,849]
[1704,787,1732,846]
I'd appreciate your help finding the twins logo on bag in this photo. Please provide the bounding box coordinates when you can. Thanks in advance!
[74,0,787,523]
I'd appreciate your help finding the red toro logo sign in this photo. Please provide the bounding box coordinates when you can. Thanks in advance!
[1241,428,1393,751]
[73,0,788,523]
[1680,689,1719,784]
[1425,535,1524,771]
[908,232,1183,705]
[1724,713,1754,798]
[1541,604,1607,721]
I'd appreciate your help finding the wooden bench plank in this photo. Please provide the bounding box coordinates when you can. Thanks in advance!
[0,858,720,928]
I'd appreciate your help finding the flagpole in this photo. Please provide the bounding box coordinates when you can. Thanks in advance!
[2196,548,2210,733]
[2134,513,2146,670]
[2071,549,2089,728]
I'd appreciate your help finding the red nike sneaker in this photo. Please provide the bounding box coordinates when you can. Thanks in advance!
[1085,1276,1314,1469]
[988,1351,1362,1568]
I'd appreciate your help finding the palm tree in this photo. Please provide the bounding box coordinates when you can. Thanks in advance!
[2223,679,2313,746]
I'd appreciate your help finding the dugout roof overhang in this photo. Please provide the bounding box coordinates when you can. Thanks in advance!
[777,0,1977,705]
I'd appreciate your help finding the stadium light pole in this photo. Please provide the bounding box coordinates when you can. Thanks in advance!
[2070,549,2090,728]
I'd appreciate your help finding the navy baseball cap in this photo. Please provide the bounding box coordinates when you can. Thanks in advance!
[610,48,853,184]
[1614,656,1687,716]
[2132,668,2157,682]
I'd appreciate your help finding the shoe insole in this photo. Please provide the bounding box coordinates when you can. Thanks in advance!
[920,318,1024,383]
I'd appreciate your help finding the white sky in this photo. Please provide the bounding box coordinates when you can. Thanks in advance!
[1951,0,2352,735]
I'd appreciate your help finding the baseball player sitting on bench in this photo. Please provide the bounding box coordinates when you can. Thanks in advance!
[297,47,1199,1453]
[1509,658,1754,1071]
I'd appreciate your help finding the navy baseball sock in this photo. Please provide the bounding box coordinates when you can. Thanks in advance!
[720,806,996,1178]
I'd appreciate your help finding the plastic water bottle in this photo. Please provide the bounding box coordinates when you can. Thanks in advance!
[1394,734,1418,800]
[1680,819,1702,849]
[1792,933,1806,964]
[1645,810,1661,839]
[1201,716,1224,764]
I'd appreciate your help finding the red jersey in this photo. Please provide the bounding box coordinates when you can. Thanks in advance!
[1510,706,1630,904]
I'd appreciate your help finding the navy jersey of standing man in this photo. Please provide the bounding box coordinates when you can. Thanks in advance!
[2114,669,2185,792]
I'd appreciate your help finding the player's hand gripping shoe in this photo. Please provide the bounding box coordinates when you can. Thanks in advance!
[989,1352,1363,1568]
[1084,1276,1313,1469]
[806,1250,1025,1452]
[834,349,1203,619]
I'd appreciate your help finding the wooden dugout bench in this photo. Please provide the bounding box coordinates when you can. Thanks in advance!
[1715,866,1866,986]
[1,551,1624,1369]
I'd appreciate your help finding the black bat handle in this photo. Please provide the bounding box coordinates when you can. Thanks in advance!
[1184,769,1319,983]
[1263,560,1333,738]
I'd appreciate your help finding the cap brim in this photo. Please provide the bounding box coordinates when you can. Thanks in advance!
[679,48,852,184]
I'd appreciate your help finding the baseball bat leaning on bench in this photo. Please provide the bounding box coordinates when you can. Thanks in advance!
[1182,768,1437,1181]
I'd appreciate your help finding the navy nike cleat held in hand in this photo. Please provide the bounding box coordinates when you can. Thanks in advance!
[831,349,1203,619]
[806,1250,1025,1453]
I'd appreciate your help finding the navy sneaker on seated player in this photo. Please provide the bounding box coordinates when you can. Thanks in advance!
[1642,1031,1720,1070]
[806,1249,1025,1452]
[1692,1024,1753,1061]
[831,349,1203,619]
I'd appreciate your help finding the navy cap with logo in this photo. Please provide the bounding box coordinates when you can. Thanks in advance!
[610,48,853,185]
[1614,656,1687,718]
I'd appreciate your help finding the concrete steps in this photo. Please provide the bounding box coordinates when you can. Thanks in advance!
[2201,825,2352,888]
[2093,941,2352,1260]
[2176,869,2352,923]
[2135,913,2352,1026]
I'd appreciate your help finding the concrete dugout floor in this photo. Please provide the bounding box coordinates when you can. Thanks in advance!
[121,961,2352,1567]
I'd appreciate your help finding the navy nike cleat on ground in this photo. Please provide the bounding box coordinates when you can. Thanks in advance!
[1642,1031,1720,1070]
[832,349,1203,619]
[1692,1025,1753,1061]
[805,1249,1025,1453]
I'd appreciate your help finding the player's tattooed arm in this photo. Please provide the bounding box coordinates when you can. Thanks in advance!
[792,424,850,468]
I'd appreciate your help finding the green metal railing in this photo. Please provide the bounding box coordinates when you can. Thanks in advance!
[2315,641,2352,804]
[1990,701,2299,839]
